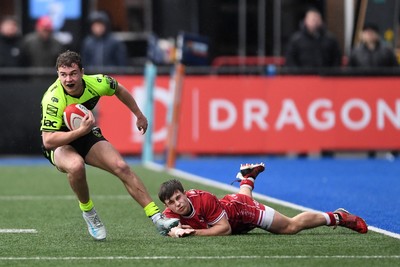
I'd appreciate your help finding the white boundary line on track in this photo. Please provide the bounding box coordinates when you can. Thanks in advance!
[145,162,400,240]
[0,255,399,261]
[0,229,37,233]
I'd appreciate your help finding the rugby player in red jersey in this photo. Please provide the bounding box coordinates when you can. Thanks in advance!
[158,163,368,238]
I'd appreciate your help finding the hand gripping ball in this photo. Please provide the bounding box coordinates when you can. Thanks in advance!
[63,103,89,130]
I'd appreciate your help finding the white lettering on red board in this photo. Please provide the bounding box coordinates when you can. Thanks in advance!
[209,98,400,131]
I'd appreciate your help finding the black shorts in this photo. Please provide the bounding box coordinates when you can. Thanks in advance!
[42,127,107,166]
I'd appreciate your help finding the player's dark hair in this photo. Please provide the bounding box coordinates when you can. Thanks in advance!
[158,179,185,203]
[55,50,83,69]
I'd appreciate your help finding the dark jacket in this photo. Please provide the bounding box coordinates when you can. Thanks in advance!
[0,34,22,67]
[285,25,342,67]
[81,34,127,67]
[349,42,398,67]
[20,33,64,67]
[81,11,127,67]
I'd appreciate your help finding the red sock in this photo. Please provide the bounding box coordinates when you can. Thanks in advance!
[240,179,254,190]
[326,212,336,226]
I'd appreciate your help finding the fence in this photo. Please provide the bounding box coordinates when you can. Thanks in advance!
[1,67,399,155]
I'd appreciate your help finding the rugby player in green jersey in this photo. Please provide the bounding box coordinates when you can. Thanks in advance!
[40,50,178,240]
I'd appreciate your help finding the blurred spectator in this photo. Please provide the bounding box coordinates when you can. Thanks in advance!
[0,16,22,67]
[349,23,398,67]
[20,16,64,67]
[285,8,342,68]
[81,11,127,67]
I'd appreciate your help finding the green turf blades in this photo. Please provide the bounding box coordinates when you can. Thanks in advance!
[0,165,399,267]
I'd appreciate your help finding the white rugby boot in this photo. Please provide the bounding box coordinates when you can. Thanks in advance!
[82,208,107,240]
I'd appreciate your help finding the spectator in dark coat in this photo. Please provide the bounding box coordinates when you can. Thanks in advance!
[20,16,64,67]
[285,8,342,68]
[349,23,398,67]
[81,11,127,67]
[0,16,22,67]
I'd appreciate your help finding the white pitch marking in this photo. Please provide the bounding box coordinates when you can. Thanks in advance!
[0,229,37,233]
[0,195,130,201]
[0,255,399,261]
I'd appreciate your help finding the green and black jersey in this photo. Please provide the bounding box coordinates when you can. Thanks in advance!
[40,74,118,132]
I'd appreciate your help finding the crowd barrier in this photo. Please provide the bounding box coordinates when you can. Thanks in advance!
[0,76,54,155]
[0,68,399,155]
[99,75,400,155]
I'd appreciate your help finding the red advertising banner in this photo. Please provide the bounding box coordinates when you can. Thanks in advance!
[97,75,400,154]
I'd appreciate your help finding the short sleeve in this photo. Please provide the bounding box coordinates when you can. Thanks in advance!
[40,87,65,131]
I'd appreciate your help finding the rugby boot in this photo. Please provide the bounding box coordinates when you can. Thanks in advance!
[333,208,368,234]
[155,214,180,236]
[236,162,265,180]
[82,208,107,240]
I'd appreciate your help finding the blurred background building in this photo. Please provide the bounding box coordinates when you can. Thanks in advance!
[0,0,398,66]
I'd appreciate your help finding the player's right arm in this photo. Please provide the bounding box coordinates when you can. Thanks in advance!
[42,112,95,150]
[40,86,95,150]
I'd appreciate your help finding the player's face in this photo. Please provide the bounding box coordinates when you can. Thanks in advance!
[164,190,191,216]
[58,63,84,97]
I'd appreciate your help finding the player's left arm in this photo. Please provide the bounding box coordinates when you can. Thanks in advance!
[180,192,232,237]
[114,83,148,134]
[168,216,232,238]
[180,215,232,237]
[168,225,196,238]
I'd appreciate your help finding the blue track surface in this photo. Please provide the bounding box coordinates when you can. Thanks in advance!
[169,156,400,235]
[1,156,399,235]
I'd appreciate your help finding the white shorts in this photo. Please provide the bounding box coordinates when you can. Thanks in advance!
[258,205,276,230]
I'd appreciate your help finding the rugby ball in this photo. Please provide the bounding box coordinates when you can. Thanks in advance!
[63,104,89,130]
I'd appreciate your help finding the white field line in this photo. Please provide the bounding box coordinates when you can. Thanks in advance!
[0,195,128,235]
[0,195,130,201]
[145,162,400,240]
[0,229,37,233]
[0,255,399,261]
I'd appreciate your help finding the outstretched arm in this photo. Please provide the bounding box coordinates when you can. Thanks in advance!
[114,83,148,134]
[169,216,232,238]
